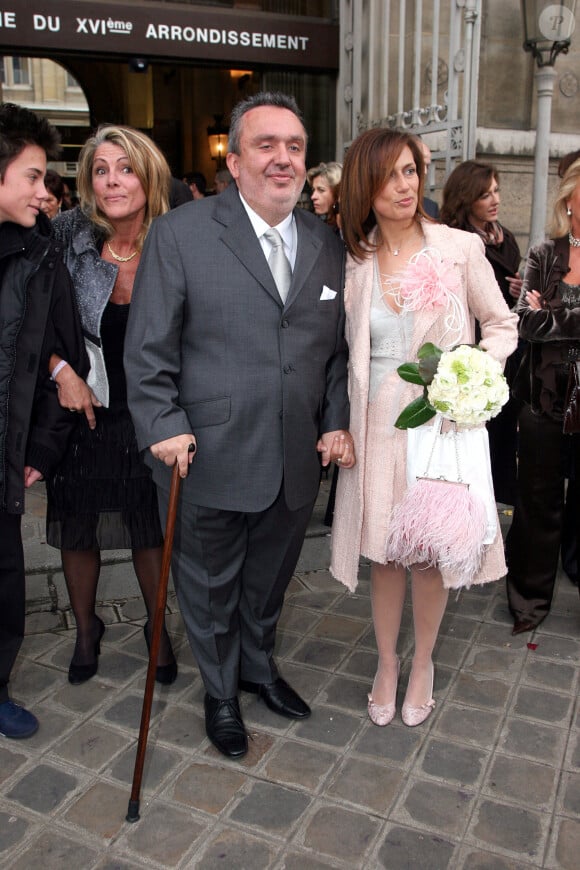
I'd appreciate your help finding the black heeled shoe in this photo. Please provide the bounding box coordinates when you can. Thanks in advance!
[143,621,178,685]
[68,616,105,685]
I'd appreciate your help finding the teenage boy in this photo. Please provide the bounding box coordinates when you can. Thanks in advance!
[0,103,87,738]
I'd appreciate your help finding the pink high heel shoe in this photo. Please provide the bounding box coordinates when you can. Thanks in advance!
[367,657,400,726]
[402,662,435,727]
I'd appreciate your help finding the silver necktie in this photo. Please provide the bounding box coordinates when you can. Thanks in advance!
[264,228,292,303]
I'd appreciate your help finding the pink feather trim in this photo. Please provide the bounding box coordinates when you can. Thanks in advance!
[385,477,489,589]
[396,247,462,310]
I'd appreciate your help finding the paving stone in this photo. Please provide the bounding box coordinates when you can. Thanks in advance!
[339,649,377,680]
[264,740,338,791]
[51,679,116,715]
[326,757,404,813]
[318,673,369,713]
[7,828,99,869]
[172,761,246,813]
[295,536,331,572]
[277,605,320,635]
[476,622,524,647]
[286,588,340,612]
[22,610,63,634]
[463,647,524,680]
[123,801,205,865]
[274,663,329,704]
[0,810,30,855]
[289,637,351,671]
[457,848,536,869]
[434,704,502,748]
[0,745,28,786]
[7,763,79,813]
[281,851,342,870]
[354,721,424,766]
[93,649,147,684]
[101,693,166,731]
[151,703,206,748]
[64,781,129,839]
[95,858,147,870]
[357,624,378,651]
[19,630,62,659]
[375,824,457,869]
[484,753,558,810]
[530,635,580,664]
[560,771,580,815]
[229,781,311,833]
[293,706,361,748]
[439,614,480,641]
[109,742,182,793]
[329,594,371,620]
[553,817,580,870]
[521,658,577,692]
[395,779,475,837]
[53,720,128,771]
[538,613,580,638]
[302,804,379,863]
[421,739,488,786]
[432,635,471,669]
[8,660,62,702]
[512,686,572,725]
[310,613,367,645]
[567,731,580,770]
[470,799,545,858]
[449,672,512,710]
[274,628,302,658]
[196,828,277,869]
[499,717,568,765]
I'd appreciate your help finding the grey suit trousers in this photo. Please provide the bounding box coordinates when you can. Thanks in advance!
[158,483,316,699]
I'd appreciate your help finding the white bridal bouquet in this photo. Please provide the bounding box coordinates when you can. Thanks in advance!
[395,343,509,430]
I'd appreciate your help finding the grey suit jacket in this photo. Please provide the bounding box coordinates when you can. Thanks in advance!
[124,183,349,512]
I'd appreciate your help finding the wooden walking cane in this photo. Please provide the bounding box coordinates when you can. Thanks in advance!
[126,459,182,823]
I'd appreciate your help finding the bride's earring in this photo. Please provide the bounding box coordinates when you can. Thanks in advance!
[567,206,572,216]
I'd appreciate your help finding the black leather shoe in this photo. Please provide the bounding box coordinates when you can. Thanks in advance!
[239,677,311,719]
[68,616,105,685]
[204,694,248,758]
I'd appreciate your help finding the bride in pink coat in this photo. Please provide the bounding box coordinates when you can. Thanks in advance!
[330,129,518,728]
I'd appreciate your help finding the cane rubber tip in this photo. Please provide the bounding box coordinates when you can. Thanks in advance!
[126,800,140,823]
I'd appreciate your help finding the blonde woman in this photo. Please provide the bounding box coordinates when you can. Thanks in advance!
[46,126,176,685]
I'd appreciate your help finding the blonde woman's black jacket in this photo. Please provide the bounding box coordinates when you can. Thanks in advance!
[512,236,578,417]
[0,213,87,513]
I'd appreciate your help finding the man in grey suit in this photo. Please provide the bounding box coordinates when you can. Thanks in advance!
[125,92,354,759]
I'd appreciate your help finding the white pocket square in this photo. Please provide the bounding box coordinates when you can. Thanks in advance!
[320,286,337,300]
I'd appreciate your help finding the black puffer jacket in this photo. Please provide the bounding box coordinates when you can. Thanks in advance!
[0,214,87,513]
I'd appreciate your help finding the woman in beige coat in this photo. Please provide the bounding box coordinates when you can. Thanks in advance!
[330,129,518,727]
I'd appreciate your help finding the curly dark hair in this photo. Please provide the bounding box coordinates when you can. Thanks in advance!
[0,102,61,180]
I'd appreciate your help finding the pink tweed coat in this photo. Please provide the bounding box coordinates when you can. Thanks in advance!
[330,221,519,592]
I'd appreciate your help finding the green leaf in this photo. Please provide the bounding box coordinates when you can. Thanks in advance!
[417,342,442,360]
[394,396,437,429]
[397,362,425,385]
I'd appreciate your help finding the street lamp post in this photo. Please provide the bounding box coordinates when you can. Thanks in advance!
[521,1,577,246]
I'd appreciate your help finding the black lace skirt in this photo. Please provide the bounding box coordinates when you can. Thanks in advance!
[46,402,163,551]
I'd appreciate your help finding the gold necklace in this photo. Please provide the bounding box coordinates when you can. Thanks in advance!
[106,241,138,263]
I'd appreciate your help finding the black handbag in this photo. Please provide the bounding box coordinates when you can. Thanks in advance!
[563,361,580,434]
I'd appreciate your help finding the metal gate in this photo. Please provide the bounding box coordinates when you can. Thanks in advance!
[337,0,482,185]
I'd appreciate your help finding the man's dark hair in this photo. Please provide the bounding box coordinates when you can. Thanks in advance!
[44,168,65,201]
[184,171,207,195]
[0,102,61,180]
[228,92,306,155]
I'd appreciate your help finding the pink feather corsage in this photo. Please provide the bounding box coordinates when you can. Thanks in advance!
[392,247,465,342]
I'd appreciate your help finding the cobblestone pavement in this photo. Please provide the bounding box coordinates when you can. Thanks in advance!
[1,481,579,869]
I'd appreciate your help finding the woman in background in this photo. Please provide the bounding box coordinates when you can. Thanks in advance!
[307,161,342,233]
[441,160,522,505]
[506,158,580,633]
